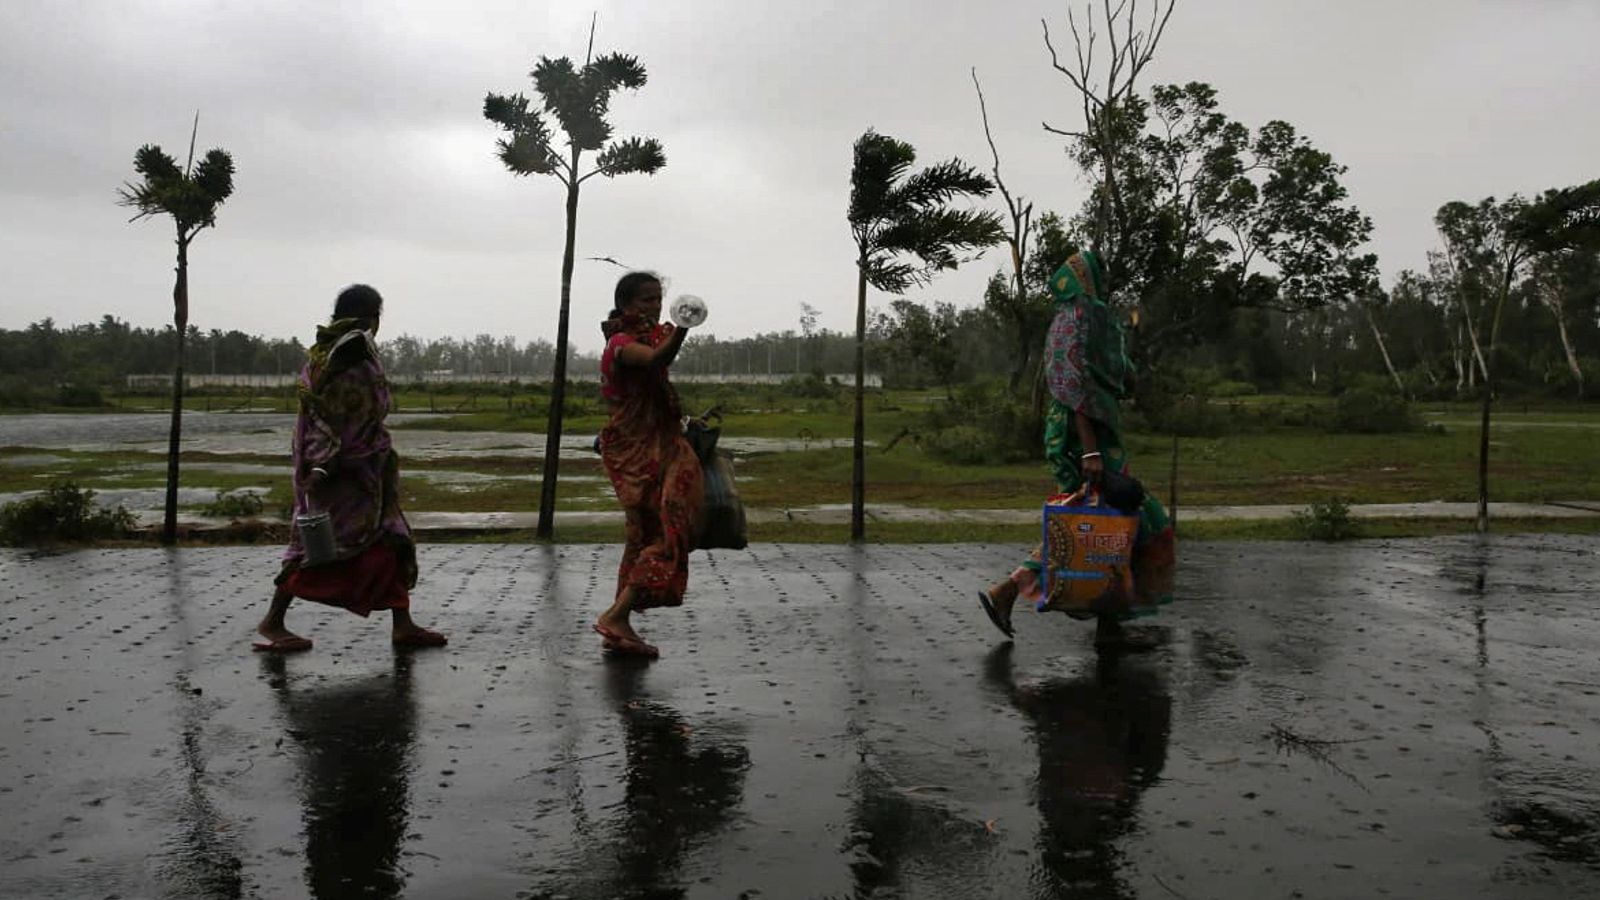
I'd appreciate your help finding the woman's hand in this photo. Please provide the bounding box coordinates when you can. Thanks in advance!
[1080,452,1105,483]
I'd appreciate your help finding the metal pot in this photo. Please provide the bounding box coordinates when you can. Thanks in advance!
[296,510,338,566]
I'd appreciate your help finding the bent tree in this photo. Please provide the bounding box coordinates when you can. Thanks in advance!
[118,119,235,545]
[847,130,1002,541]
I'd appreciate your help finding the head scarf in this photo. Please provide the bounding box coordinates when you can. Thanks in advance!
[1043,250,1131,415]
[300,316,378,406]
[1047,249,1106,307]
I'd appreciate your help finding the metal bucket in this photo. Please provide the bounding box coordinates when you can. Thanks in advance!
[296,510,337,566]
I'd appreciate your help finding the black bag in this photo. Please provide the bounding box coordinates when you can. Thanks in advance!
[685,408,746,550]
[1097,468,1147,514]
[684,408,723,464]
[695,449,748,550]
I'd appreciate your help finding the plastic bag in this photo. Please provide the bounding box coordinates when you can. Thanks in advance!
[695,449,748,551]
[1039,489,1138,618]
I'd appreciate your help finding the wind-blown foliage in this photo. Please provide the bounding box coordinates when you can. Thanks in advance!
[846,129,1002,540]
[484,42,664,538]
[1060,83,1378,379]
[117,127,235,545]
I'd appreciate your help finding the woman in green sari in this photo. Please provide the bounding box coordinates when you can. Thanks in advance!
[978,250,1175,649]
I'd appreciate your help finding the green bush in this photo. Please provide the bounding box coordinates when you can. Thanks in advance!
[202,489,266,519]
[0,482,136,545]
[55,382,105,407]
[1294,496,1359,542]
[921,381,1040,465]
[923,425,992,465]
[779,373,839,400]
[1332,386,1420,434]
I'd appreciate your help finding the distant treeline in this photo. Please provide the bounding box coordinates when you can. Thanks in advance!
[4,267,1598,410]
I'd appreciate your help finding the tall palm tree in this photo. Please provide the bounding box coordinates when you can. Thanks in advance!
[484,39,665,539]
[118,119,235,545]
[847,130,1002,541]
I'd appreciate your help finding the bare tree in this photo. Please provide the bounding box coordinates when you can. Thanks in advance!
[971,68,1045,393]
[1042,0,1178,284]
[1359,291,1407,396]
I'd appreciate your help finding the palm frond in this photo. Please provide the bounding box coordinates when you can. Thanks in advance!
[588,52,647,90]
[862,257,919,294]
[848,130,916,226]
[483,92,542,132]
[887,159,994,210]
[498,135,562,176]
[485,92,560,175]
[531,56,582,114]
[193,149,235,203]
[116,181,164,217]
[118,141,231,231]
[594,136,665,177]
[132,144,182,184]
[532,55,615,152]
[877,207,1005,260]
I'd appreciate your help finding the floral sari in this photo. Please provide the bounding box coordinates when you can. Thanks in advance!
[1016,251,1176,618]
[599,312,703,610]
[275,317,416,617]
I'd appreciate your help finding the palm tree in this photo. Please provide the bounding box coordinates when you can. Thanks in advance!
[118,119,235,545]
[847,130,1002,541]
[484,36,665,539]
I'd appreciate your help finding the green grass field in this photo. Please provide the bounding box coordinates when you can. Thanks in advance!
[3,387,1598,542]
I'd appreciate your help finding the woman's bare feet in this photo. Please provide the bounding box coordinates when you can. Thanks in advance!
[254,588,312,652]
[391,609,447,648]
[595,587,658,656]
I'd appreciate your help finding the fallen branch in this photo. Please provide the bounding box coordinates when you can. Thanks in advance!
[521,749,619,777]
[1266,723,1374,792]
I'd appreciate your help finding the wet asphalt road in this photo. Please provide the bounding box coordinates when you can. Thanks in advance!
[1,538,1598,900]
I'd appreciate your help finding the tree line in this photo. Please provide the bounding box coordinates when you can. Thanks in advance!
[0,314,876,394]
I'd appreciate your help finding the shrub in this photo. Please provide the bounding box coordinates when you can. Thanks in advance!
[779,373,839,399]
[923,425,992,465]
[202,489,266,519]
[1331,386,1419,434]
[921,381,1040,465]
[55,382,105,407]
[0,482,136,545]
[1294,496,1359,541]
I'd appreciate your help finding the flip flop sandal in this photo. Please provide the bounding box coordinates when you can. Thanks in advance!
[592,623,659,658]
[252,635,313,653]
[978,591,1015,639]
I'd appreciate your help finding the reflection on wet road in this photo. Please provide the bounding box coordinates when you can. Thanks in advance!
[0,537,1597,898]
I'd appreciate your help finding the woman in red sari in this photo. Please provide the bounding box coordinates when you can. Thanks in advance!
[253,284,446,653]
[593,272,701,658]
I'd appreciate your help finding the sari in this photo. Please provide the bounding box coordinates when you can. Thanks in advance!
[275,317,416,617]
[1015,251,1176,619]
[599,311,703,610]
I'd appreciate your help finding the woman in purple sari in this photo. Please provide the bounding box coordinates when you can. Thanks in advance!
[253,285,446,653]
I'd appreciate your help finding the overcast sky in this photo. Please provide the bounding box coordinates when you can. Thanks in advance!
[2,0,1597,352]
